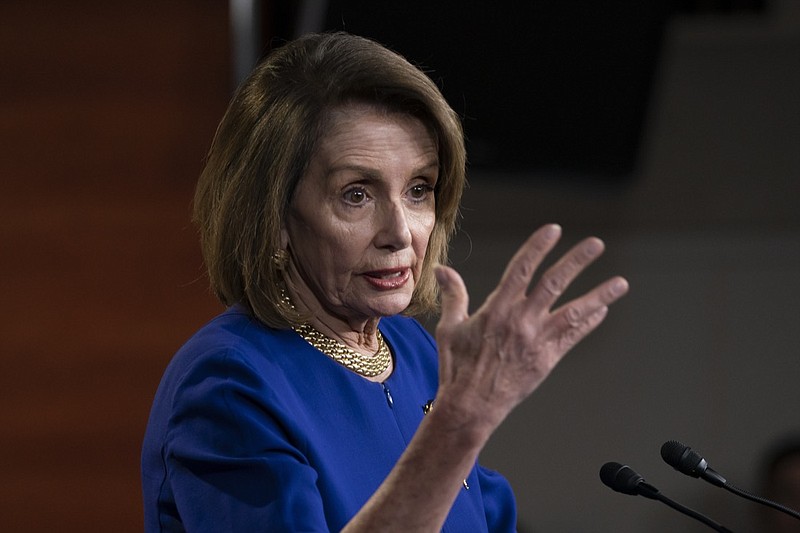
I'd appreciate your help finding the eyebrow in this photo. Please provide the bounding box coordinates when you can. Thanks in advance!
[414,160,440,175]
[327,160,440,180]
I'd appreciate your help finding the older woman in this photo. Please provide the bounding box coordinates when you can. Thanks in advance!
[142,32,628,532]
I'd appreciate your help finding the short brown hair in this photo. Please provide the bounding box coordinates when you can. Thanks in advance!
[193,32,466,328]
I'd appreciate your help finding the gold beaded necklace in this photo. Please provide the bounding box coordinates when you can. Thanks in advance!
[292,322,392,378]
[281,289,392,378]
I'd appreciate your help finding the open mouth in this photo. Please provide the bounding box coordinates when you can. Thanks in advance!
[363,268,411,289]
[370,270,403,279]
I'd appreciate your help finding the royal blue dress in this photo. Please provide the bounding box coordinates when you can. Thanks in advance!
[141,305,517,532]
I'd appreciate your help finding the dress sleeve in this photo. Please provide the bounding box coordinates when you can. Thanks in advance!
[164,348,330,532]
[478,464,518,533]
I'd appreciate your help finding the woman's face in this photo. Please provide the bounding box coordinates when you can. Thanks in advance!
[282,104,438,327]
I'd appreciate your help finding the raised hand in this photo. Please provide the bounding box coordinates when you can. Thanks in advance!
[433,224,629,432]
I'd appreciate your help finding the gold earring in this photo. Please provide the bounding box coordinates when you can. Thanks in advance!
[272,249,289,270]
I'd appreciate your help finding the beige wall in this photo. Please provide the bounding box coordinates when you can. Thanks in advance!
[468,7,800,531]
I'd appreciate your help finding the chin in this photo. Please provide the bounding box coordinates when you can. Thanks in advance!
[366,292,413,318]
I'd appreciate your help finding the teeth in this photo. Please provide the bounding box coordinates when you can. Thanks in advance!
[379,271,401,279]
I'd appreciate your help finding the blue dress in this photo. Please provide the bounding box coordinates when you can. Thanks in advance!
[141,305,517,532]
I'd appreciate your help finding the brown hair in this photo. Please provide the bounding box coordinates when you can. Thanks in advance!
[193,32,466,328]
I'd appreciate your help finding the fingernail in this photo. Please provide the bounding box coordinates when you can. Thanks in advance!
[545,224,561,239]
[611,278,629,296]
[585,238,604,256]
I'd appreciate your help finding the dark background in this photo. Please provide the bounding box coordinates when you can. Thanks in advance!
[315,1,672,177]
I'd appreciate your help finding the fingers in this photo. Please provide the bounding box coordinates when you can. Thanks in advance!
[555,304,609,353]
[550,276,629,347]
[493,224,562,303]
[526,236,606,312]
[434,265,469,331]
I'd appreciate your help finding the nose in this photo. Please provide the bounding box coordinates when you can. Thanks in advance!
[375,200,413,251]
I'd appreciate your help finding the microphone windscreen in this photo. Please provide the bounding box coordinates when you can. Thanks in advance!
[660,440,686,467]
[661,440,704,477]
[600,462,642,495]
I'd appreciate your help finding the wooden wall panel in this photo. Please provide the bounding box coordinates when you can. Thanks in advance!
[1,2,230,530]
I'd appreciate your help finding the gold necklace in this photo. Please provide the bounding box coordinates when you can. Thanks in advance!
[293,322,392,378]
[281,289,392,377]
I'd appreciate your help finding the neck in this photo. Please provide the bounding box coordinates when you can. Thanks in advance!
[283,278,381,355]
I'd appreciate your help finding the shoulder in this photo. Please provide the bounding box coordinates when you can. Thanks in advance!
[170,305,291,372]
[145,307,307,447]
[181,305,277,352]
[152,306,301,408]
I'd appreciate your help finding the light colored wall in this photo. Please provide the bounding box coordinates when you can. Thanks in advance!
[453,6,800,532]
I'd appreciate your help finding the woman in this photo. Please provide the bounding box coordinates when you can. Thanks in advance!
[142,32,629,532]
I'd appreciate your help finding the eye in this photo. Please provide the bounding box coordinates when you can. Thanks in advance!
[342,186,368,205]
[408,183,434,202]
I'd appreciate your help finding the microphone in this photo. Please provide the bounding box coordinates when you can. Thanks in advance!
[660,440,727,486]
[600,462,734,532]
[600,462,659,498]
[661,440,800,521]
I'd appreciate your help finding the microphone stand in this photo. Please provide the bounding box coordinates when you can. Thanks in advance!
[720,481,800,520]
[637,481,735,533]
[661,440,800,521]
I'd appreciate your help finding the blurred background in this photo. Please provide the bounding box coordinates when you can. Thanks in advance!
[1,0,798,531]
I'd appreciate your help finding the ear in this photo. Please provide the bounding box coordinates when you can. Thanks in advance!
[280,225,289,250]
